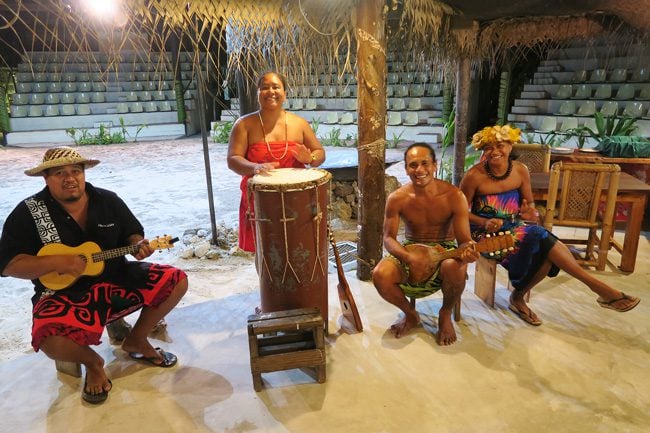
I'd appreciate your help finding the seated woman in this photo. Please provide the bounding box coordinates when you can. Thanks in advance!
[459,124,640,325]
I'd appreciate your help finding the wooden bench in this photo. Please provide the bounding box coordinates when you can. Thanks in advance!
[474,256,528,307]
[247,307,326,392]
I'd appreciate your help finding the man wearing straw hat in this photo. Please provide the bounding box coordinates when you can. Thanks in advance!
[0,147,188,404]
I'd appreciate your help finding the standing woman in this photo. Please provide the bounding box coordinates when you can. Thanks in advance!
[460,124,639,326]
[227,71,325,252]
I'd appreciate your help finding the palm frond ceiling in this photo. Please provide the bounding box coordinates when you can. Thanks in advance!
[0,0,647,89]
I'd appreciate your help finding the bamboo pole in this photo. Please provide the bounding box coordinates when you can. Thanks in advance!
[356,0,386,280]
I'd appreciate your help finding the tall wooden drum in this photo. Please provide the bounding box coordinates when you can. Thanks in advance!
[248,168,331,324]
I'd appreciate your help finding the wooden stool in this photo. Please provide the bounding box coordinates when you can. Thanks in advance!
[409,297,462,321]
[474,256,528,307]
[55,360,82,377]
[53,318,133,377]
[247,307,326,392]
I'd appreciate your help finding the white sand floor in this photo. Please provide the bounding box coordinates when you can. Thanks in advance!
[0,138,649,433]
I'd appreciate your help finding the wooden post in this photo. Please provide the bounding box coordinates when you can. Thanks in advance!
[453,56,471,186]
[236,53,258,116]
[356,0,387,280]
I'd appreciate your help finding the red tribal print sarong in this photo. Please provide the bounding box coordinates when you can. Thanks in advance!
[31,263,186,351]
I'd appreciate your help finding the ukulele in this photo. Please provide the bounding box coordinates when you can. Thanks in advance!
[328,226,363,333]
[405,231,514,285]
[38,235,178,290]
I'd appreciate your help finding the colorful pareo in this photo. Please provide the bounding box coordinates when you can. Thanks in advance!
[471,189,559,290]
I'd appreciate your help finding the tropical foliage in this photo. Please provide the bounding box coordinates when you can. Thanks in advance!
[571,112,638,139]
[212,121,234,143]
[522,131,570,147]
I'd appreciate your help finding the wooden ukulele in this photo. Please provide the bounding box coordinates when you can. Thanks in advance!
[327,227,363,333]
[38,235,178,290]
[405,232,514,285]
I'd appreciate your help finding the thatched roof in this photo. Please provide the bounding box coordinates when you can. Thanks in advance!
[0,0,647,87]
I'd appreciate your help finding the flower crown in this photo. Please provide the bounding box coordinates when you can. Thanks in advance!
[471,124,521,150]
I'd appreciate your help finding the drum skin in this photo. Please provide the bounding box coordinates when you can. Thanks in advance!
[248,168,331,323]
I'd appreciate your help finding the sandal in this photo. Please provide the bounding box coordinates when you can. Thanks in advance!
[597,293,640,312]
[129,347,178,368]
[82,378,112,404]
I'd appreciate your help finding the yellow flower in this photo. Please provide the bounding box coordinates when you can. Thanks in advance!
[471,124,522,150]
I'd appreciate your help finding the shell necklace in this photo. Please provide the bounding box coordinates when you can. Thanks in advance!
[258,110,288,161]
[484,159,512,181]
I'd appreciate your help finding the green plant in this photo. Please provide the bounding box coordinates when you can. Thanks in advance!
[0,68,12,139]
[212,121,233,143]
[441,82,454,123]
[311,117,320,136]
[575,112,638,139]
[438,109,455,181]
[566,113,638,149]
[522,131,570,147]
[436,109,479,183]
[65,123,127,145]
[345,133,358,147]
[321,127,343,146]
[387,130,404,149]
[464,144,481,170]
[496,70,511,126]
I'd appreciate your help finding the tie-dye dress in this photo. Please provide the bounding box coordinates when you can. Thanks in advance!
[470,189,559,291]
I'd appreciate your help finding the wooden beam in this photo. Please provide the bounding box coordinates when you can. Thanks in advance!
[453,55,471,186]
[356,0,387,280]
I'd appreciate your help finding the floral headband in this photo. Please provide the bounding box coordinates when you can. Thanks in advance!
[471,124,521,150]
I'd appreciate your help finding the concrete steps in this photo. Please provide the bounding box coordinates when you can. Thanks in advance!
[5,122,186,147]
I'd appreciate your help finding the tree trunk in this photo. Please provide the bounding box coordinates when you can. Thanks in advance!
[453,56,471,186]
[356,0,386,280]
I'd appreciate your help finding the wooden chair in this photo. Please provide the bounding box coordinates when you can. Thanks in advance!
[542,162,621,271]
[512,143,551,173]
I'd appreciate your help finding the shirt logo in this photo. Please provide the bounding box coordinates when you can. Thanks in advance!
[97,223,115,228]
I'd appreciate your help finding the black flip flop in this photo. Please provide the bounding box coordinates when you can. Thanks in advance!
[129,347,178,368]
[82,378,112,404]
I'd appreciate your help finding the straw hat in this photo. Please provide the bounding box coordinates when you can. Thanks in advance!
[25,147,100,177]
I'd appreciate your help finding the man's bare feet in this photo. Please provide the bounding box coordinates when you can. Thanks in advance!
[436,310,457,345]
[390,311,421,338]
[84,362,111,397]
[121,336,161,362]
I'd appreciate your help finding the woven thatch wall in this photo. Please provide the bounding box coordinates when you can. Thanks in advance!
[0,0,647,89]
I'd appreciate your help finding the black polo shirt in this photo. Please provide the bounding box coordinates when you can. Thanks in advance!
[0,182,144,294]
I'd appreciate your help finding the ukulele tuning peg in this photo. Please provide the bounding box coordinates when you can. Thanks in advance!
[489,252,495,256]
[498,231,504,235]
[486,233,491,238]
[509,247,514,251]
